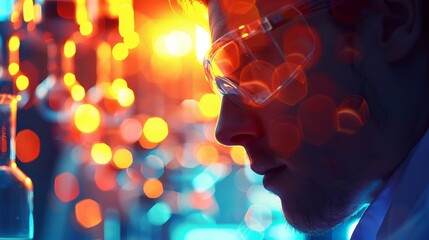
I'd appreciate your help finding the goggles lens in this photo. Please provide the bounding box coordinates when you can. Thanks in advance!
[204,5,316,107]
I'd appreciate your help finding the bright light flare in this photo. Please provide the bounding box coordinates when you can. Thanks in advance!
[111,78,127,95]
[143,179,163,199]
[23,0,35,22]
[71,84,85,101]
[113,148,133,169]
[80,21,93,36]
[75,199,102,228]
[112,42,128,61]
[74,104,100,133]
[117,88,134,107]
[143,117,169,143]
[64,40,76,58]
[91,142,112,165]
[165,31,193,57]
[230,146,249,165]
[8,35,20,52]
[8,63,19,76]
[195,26,211,62]
[64,73,77,87]
[198,93,221,119]
[16,75,29,91]
[124,31,140,49]
[118,4,134,38]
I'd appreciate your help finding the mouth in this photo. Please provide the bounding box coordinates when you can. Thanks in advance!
[262,166,287,193]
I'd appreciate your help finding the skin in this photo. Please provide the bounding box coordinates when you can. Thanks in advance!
[206,0,429,234]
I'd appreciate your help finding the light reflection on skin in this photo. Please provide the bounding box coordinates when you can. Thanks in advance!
[207,0,428,234]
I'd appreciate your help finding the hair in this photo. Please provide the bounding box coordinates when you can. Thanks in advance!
[178,0,428,40]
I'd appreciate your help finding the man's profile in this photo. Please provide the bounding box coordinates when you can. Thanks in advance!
[177,0,429,239]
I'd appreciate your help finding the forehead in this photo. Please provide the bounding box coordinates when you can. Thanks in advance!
[208,0,317,40]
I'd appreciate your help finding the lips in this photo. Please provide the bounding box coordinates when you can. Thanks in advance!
[262,166,287,193]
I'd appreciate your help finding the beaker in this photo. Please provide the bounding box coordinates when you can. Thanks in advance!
[0,94,34,240]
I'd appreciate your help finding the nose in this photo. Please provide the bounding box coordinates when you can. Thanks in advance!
[215,96,261,146]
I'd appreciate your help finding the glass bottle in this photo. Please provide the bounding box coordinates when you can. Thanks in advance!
[0,94,34,239]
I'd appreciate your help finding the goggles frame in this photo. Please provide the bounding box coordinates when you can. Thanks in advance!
[204,1,337,107]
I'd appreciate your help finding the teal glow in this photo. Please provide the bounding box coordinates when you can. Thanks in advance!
[0,1,14,21]
[116,170,128,189]
[243,165,263,184]
[172,224,241,240]
[147,202,171,226]
[246,185,282,211]
[104,209,121,240]
[238,221,264,240]
[29,212,34,239]
[266,223,305,240]
[192,172,214,192]
[347,219,360,239]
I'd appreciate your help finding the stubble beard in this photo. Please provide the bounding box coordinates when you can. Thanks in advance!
[279,178,366,235]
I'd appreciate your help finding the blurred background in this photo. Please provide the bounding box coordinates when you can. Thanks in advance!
[0,0,360,239]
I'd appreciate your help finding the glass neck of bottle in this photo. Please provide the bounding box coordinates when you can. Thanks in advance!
[0,95,17,166]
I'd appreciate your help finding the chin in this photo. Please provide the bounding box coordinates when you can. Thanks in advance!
[278,184,361,235]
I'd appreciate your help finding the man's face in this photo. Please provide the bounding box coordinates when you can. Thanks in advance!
[207,0,407,233]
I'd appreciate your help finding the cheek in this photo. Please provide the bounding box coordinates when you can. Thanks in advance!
[267,115,302,156]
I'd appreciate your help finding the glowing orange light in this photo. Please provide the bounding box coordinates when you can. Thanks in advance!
[118,4,134,38]
[111,78,127,95]
[8,63,19,76]
[74,104,100,133]
[34,3,42,23]
[230,146,249,165]
[64,40,76,58]
[138,135,158,149]
[23,0,35,22]
[196,144,219,165]
[117,88,134,107]
[97,42,111,60]
[112,42,128,61]
[71,84,85,102]
[195,26,211,62]
[124,31,140,49]
[10,11,19,24]
[75,199,102,228]
[8,36,20,52]
[16,75,29,91]
[106,0,132,17]
[79,21,93,36]
[16,129,40,163]
[143,117,169,143]
[63,73,77,87]
[94,166,117,191]
[165,31,193,57]
[221,0,256,15]
[113,148,133,169]
[54,172,80,202]
[76,1,87,25]
[143,179,164,199]
[198,93,221,119]
[91,143,112,165]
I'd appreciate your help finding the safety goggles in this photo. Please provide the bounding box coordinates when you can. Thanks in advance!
[203,2,335,107]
